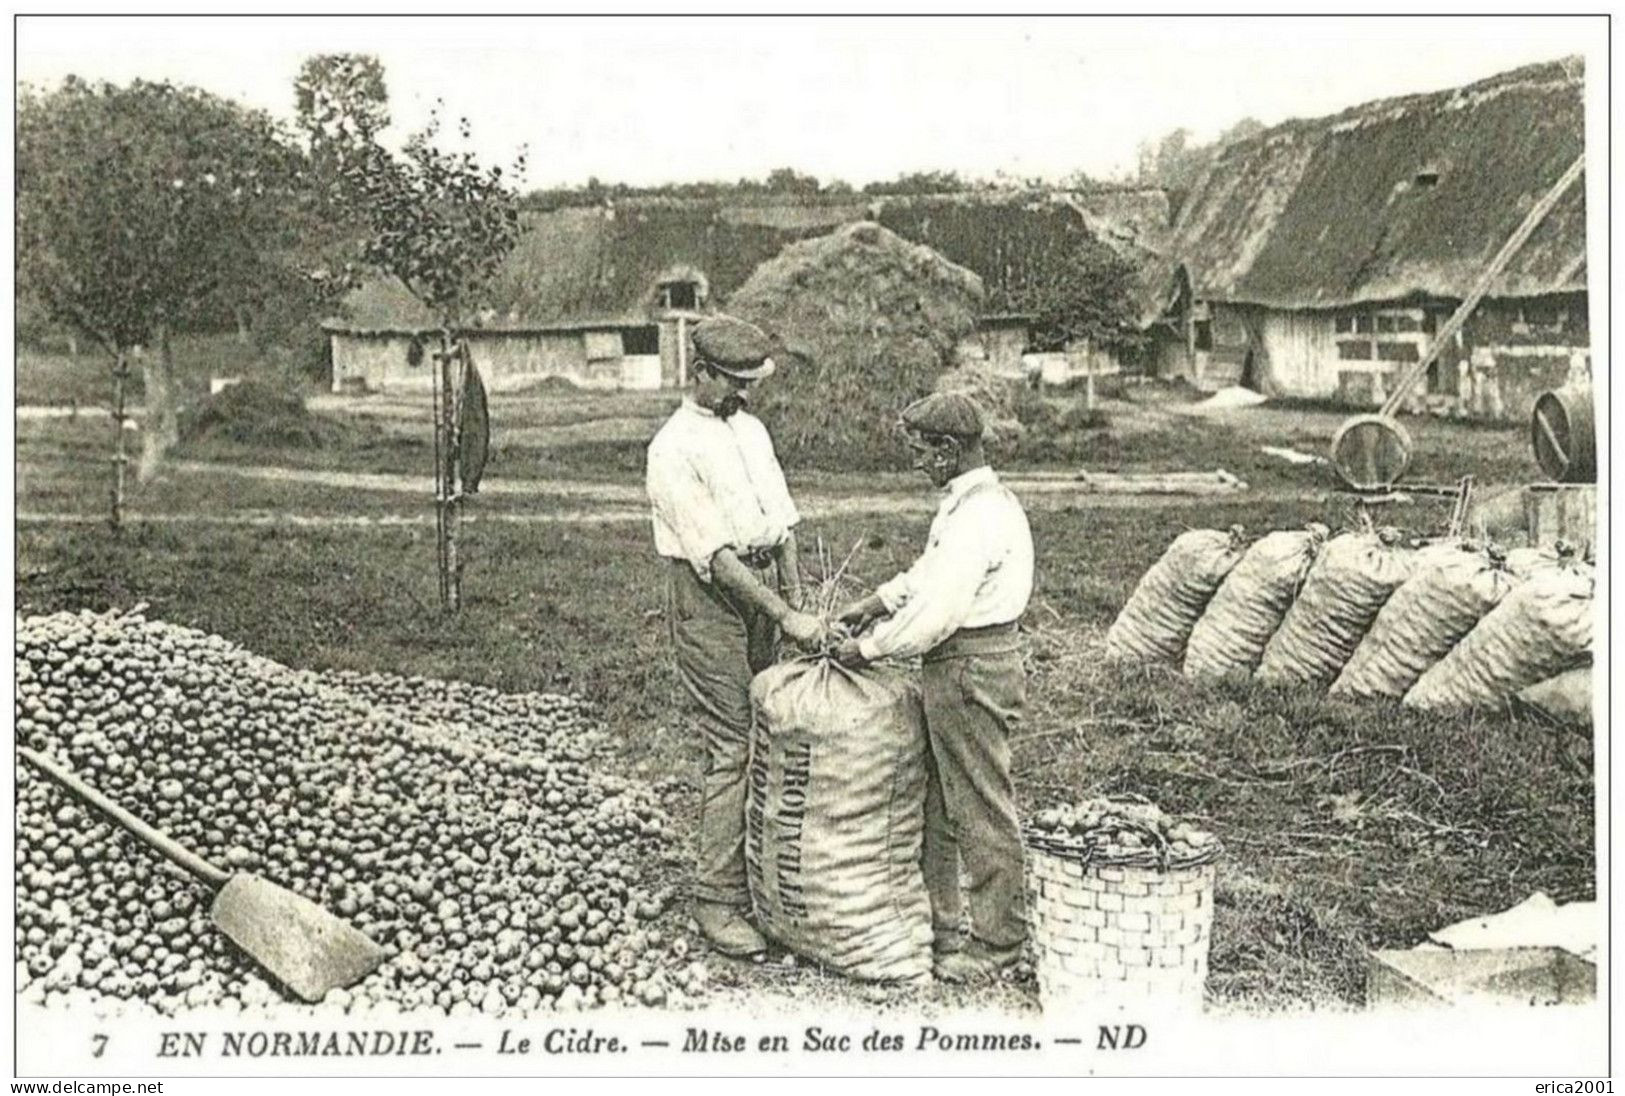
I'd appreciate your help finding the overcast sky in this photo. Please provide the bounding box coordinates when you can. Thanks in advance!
[15,15,1603,188]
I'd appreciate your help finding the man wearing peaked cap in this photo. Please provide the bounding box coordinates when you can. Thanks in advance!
[899,390,986,440]
[833,389,1035,982]
[645,314,826,960]
[688,314,778,380]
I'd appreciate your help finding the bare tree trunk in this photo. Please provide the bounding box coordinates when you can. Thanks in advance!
[138,323,180,482]
[109,350,130,530]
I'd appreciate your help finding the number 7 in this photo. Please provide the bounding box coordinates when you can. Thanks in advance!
[92,1034,108,1058]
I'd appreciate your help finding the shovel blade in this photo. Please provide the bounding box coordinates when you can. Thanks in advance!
[211,875,388,1003]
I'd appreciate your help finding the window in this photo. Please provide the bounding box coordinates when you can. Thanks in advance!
[1193,319,1212,351]
[1338,341,1373,361]
[1517,302,1567,334]
[1353,314,1375,334]
[1335,314,1353,334]
[583,330,622,361]
[1376,341,1420,363]
[658,281,699,310]
[621,325,659,355]
[1414,171,1440,188]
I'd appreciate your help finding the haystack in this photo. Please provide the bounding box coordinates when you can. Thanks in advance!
[728,221,984,470]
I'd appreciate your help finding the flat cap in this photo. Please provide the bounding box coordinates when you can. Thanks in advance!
[899,391,985,441]
[691,315,775,379]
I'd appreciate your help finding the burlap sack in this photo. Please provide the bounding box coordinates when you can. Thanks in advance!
[1105,527,1249,664]
[1331,541,1521,701]
[1505,542,1584,579]
[746,659,932,982]
[1518,664,1593,726]
[1256,528,1416,689]
[1182,524,1330,680]
[1405,561,1594,712]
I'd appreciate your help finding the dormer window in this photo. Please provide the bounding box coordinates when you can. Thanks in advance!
[658,279,700,310]
[1413,170,1440,188]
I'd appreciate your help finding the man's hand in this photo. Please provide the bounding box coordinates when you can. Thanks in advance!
[780,610,830,651]
[782,583,806,613]
[836,594,885,629]
[832,637,870,667]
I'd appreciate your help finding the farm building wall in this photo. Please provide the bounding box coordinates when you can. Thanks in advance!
[1159,292,1589,422]
[956,324,1030,378]
[330,328,666,393]
[1454,292,1590,421]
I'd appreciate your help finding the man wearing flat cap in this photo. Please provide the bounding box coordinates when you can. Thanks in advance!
[646,314,827,959]
[833,391,1034,982]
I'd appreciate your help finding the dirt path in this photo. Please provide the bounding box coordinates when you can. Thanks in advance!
[17,510,651,528]
[169,459,651,503]
[167,459,1313,514]
[15,459,1322,530]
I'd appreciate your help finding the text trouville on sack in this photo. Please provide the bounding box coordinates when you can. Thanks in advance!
[746,658,933,982]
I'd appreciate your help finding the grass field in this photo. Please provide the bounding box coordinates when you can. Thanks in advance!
[14,384,1588,1014]
[17,336,287,409]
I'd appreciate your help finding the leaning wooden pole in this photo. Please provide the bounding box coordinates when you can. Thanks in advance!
[1328,153,1586,490]
[109,350,130,531]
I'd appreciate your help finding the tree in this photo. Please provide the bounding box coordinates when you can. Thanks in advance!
[876,198,1145,356]
[764,166,822,195]
[1136,117,1266,213]
[294,52,389,184]
[863,169,971,195]
[17,76,308,510]
[1136,127,1201,191]
[298,53,524,611]
[1005,234,1145,355]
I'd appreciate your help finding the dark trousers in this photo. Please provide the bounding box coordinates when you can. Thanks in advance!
[666,559,779,907]
[920,632,1028,950]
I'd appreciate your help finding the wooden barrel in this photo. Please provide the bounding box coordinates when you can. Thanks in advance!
[1329,414,1413,491]
[1530,383,1595,483]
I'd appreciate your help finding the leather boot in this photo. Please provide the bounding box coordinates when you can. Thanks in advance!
[932,924,967,958]
[694,902,767,958]
[934,938,1025,983]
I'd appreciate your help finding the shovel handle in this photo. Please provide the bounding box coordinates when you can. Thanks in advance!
[18,747,230,889]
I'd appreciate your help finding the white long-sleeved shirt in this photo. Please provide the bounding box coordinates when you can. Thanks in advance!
[858,466,1034,662]
[645,399,800,582]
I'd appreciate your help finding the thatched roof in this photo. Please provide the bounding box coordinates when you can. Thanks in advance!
[874,189,1174,327]
[330,189,1172,332]
[1170,57,1586,310]
[332,200,853,331]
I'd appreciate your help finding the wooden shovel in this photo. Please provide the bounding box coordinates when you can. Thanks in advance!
[19,746,388,1003]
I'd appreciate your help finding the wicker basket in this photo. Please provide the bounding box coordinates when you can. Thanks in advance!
[1024,836,1217,1014]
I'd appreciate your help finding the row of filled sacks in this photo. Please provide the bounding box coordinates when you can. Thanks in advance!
[1104,525,1594,714]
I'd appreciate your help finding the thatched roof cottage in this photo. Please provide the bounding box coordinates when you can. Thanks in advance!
[324,189,1170,392]
[1153,57,1588,421]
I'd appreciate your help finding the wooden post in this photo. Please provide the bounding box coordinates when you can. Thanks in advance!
[109,350,129,531]
[1084,340,1096,412]
[431,333,447,608]
[676,314,689,388]
[447,337,465,612]
[432,327,465,612]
